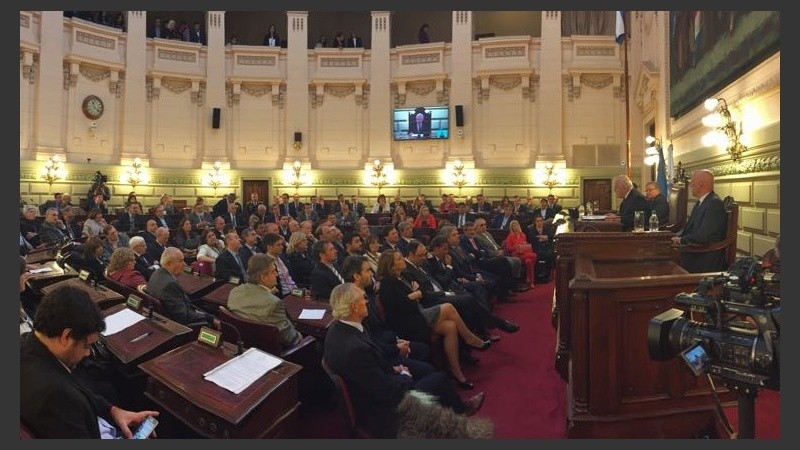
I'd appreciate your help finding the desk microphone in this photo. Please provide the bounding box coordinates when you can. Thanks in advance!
[217,319,245,355]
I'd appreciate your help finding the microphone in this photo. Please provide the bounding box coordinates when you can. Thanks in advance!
[217,319,245,355]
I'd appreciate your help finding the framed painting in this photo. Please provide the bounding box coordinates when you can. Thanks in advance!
[669,11,779,118]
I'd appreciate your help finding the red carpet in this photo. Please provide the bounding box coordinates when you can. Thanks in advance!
[300,280,779,439]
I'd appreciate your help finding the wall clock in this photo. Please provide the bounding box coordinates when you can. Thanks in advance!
[82,95,104,120]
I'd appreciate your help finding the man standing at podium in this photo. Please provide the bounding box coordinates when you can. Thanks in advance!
[21,285,160,438]
[605,174,649,231]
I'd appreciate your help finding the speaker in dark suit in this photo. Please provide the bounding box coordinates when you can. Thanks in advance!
[675,192,728,273]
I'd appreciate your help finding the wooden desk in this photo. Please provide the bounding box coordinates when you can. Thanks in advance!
[139,341,302,438]
[177,272,226,300]
[24,246,58,264]
[25,261,77,293]
[41,278,126,310]
[565,256,725,438]
[573,219,622,232]
[200,282,237,311]
[363,213,391,226]
[552,231,679,380]
[102,303,194,366]
[283,295,333,340]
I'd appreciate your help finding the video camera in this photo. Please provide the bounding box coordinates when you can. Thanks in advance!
[93,170,108,184]
[647,256,779,391]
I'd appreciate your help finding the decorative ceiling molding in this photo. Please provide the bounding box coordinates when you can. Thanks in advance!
[401,53,440,65]
[79,65,110,82]
[161,79,192,94]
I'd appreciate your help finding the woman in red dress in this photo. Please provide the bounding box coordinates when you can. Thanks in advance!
[412,205,437,230]
[504,219,537,287]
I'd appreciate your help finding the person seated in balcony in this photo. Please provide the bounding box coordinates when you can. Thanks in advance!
[346,30,363,48]
[263,24,281,47]
[331,31,346,48]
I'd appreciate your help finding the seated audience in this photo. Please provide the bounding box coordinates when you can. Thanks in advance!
[196,229,224,270]
[526,216,556,277]
[214,231,248,282]
[21,284,159,438]
[173,217,201,260]
[129,235,158,280]
[101,224,130,262]
[81,236,107,280]
[82,208,107,239]
[503,220,536,288]
[310,240,346,301]
[286,231,314,288]
[20,205,42,247]
[413,205,437,230]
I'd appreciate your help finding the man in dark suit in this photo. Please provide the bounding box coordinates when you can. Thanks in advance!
[490,208,514,230]
[212,193,238,218]
[605,175,649,231]
[644,181,670,226]
[288,194,304,218]
[323,283,483,438]
[214,232,248,282]
[145,227,170,264]
[672,170,729,273]
[129,236,158,280]
[471,194,493,215]
[449,202,476,230]
[345,30,364,48]
[310,240,346,301]
[146,247,216,326]
[224,202,246,229]
[189,22,205,44]
[460,221,517,300]
[189,202,213,232]
[85,191,109,215]
[546,194,563,217]
[21,285,159,438]
[152,205,171,229]
[117,202,144,235]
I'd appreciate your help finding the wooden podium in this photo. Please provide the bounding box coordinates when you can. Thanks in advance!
[553,231,728,437]
[139,341,302,438]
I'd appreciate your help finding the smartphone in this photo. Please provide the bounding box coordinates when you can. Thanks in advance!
[680,343,710,376]
[131,416,158,439]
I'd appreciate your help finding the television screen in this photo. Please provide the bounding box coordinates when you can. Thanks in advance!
[393,106,449,140]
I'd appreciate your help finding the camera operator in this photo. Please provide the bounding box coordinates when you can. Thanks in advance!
[761,235,780,274]
[87,171,111,204]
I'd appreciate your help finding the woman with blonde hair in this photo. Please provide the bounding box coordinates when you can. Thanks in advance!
[376,250,490,389]
[106,247,147,289]
[286,231,314,287]
[503,220,536,288]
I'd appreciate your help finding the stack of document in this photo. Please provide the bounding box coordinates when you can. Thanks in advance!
[203,348,283,394]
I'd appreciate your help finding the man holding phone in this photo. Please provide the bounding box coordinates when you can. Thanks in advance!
[20,284,160,438]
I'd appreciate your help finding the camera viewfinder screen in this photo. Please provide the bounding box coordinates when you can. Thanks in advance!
[680,343,710,376]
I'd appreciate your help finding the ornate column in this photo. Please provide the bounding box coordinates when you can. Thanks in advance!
[35,11,66,155]
[449,11,473,158]
[368,11,392,162]
[122,11,147,160]
[286,11,309,159]
[538,11,564,159]
[204,11,226,163]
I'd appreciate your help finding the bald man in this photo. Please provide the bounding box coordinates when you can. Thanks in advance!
[671,170,729,273]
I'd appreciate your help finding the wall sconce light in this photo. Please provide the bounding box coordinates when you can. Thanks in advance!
[203,161,229,195]
[290,160,303,193]
[534,161,566,193]
[369,159,388,194]
[293,132,303,150]
[701,97,748,162]
[89,121,98,136]
[123,157,149,190]
[40,155,66,191]
[644,135,661,166]
[448,159,472,195]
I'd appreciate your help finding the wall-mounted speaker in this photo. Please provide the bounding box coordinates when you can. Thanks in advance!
[294,132,302,143]
[212,108,221,129]
[455,105,464,127]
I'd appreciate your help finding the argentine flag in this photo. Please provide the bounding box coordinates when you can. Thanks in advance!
[615,11,626,44]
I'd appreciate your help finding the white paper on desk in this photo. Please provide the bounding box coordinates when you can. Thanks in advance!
[298,309,326,320]
[581,215,608,221]
[203,348,283,395]
[28,267,53,274]
[102,308,146,336]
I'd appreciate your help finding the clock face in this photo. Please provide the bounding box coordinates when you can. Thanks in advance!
[82,95,104,120]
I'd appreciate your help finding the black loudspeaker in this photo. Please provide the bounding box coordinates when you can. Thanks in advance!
[455,105,464,127]
[294,132,302,143]
[212,108,221,129]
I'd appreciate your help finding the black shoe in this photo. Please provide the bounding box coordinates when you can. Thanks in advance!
[470,339,492,351]
[449,373,475,390]
[497,319,520,333]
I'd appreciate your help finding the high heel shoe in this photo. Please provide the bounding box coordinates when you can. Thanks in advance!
[469,339,492,351]
[449,373,475,389]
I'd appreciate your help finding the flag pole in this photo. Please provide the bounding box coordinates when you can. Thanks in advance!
[623,20,632,178]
